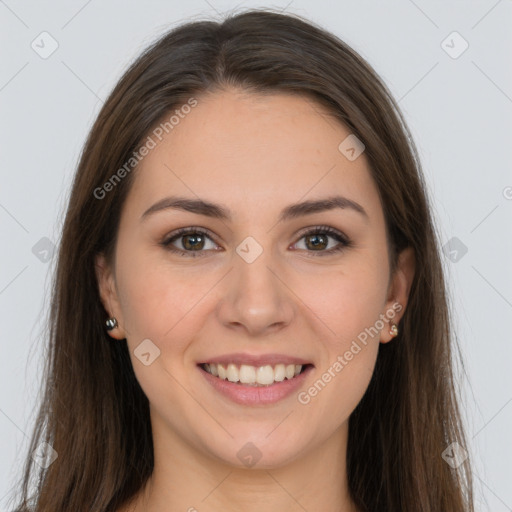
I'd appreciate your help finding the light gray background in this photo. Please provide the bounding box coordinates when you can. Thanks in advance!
[1,1,511,510]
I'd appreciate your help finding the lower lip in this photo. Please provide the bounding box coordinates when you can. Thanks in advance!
[199,365,314,406]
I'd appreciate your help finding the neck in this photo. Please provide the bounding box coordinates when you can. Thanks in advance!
[129,413,359,512]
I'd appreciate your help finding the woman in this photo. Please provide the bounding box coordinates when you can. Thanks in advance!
[11,8,474,512]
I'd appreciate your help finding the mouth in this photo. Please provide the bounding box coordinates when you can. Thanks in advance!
[199,362,314,386]
[197,353,315,405]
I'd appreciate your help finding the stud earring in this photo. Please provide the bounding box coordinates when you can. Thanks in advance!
[389,324,398,337]
[105,317,118,331]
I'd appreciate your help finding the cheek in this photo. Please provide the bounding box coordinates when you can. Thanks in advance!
[301,276,383,427]
[296,258,388,342]
[292,256,386,413]
[115,247,209,344]
[115,259,205,398]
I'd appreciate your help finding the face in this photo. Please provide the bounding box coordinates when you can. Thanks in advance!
[96,89,414,469]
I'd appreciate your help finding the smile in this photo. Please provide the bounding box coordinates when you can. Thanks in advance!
[201,362,310,386]
[198,360,314,405]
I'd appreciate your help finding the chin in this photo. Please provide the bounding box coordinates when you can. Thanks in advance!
[204,427,309,470]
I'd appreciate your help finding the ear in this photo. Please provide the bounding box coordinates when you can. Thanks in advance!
[95,252,127,340]
[380,246,415,343]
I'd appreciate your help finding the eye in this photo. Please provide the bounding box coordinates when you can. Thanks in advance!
[160,225,352,258]
[291,225,352,256]
[160,227,220,258]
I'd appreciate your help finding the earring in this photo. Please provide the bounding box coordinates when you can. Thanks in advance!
[105,317,118,331]
[389,324,398,338]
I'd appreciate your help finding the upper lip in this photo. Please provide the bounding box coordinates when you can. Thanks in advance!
[199,353,313,367]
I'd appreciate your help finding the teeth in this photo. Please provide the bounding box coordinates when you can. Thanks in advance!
[274,364,285,382]
[239,364,256,384]
[204,362,305,386]
[256,365,274,385]
[226,363,239,383]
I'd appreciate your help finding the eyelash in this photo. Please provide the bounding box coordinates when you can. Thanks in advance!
[160,225,352,258]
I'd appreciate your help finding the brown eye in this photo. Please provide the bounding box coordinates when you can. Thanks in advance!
[161,227,219,257]
[292,225,352,256]
[181,233,206,251]
[304,233,329,251]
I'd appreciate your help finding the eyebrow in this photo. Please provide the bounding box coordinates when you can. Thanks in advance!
[140,195,368,223]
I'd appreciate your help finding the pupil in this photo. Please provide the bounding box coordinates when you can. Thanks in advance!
[307,234,327,250]
[183,234,203,250]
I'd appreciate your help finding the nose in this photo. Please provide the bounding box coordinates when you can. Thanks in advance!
[215,246,295,337]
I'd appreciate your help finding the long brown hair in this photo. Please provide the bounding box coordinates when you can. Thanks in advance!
[10,8,474,511]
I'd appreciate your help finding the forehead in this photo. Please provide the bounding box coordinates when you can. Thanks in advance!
[123,89,382,222]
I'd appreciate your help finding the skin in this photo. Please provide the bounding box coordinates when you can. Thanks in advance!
[96,88,415,512]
